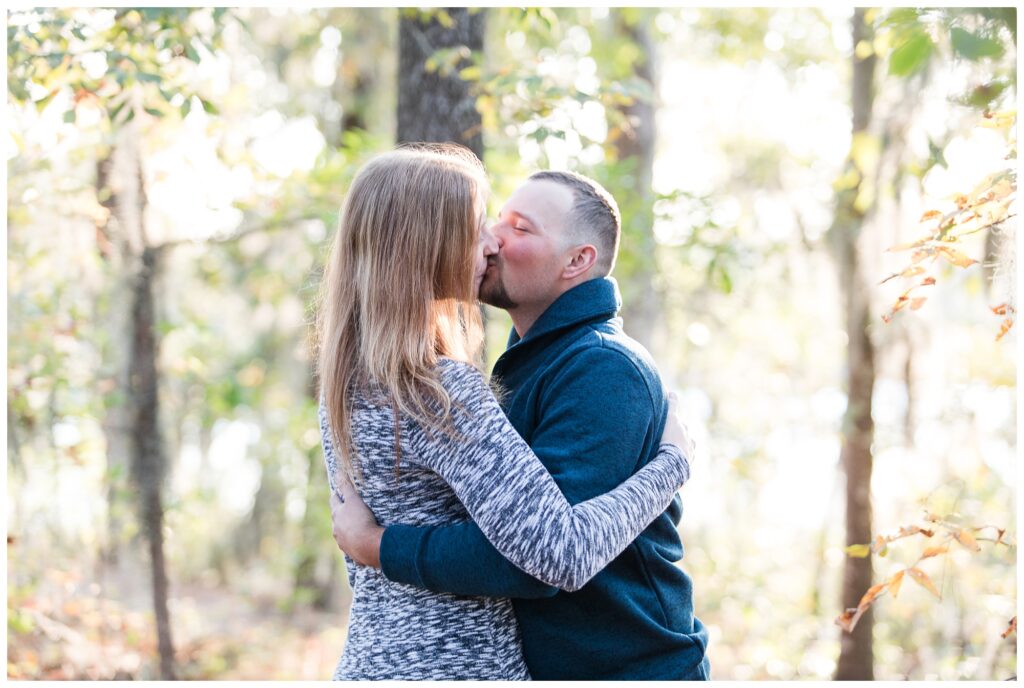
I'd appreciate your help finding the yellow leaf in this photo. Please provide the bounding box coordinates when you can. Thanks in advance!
[954,529,981,552]
[937,246,977,268]
[851,132,882,175]
[845,543,871,558]
[887,238,928,252]
[911,248,935,264]
[888,570,905,598]
[907,567,942,599]
[901,266,925,278]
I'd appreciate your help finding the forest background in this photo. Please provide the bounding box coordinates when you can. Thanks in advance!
[5,5,1018,681]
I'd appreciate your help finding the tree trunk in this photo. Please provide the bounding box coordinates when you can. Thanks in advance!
[397,8,485,160]
[397,7,489,341]
[101,102,177,678]
[611,10,659,352]
[96,135,141,566]
[129,246,177,679]
[832,8,878,681]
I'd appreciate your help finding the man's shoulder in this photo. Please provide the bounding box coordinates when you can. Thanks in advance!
[542,321,664,403]
[566,320,662,381]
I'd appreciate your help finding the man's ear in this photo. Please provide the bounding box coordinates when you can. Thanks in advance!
[562,244,598,280]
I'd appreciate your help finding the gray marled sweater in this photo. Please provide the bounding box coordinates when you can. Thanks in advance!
[319,358,689,680]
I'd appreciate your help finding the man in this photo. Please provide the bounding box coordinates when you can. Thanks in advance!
[330,170,710,680]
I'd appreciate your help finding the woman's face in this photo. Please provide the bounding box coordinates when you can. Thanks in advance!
[473,203,499,298]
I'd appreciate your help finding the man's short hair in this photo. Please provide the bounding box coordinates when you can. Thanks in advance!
[529,170,621,276]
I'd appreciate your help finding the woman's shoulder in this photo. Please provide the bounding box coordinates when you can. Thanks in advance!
[434,357,501,420]
[436,357,487,392]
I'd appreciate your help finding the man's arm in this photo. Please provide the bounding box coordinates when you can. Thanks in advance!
[339,348,669,597]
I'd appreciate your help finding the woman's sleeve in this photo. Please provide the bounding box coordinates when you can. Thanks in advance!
[412,361,690,592]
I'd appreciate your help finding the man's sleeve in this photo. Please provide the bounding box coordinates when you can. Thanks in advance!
[380,347,662,597]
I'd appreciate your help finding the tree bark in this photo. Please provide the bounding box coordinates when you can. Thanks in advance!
[397,7,489,341]
[100,102,177,678]
[397,8,485,160]
[611,10,659,352]
[832,8,878,681]
[96,136,139,565]
[129,246,177,679]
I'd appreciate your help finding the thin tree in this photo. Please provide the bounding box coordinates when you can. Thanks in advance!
[829,7,879,680]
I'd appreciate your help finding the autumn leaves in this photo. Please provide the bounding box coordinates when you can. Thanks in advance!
[835,515,1015,635]
[880,166,1016,338]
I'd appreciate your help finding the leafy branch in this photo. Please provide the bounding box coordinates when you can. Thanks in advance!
[836,512,1016,634]
[880,163,1016,338]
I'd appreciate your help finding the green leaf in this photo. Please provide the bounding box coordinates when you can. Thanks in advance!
[845,543,872,558]
[880,8,921,28]
[199,98,218,114]
[137,72,162,83]
[144,107,163,118]
[458,65,482,82]
[950,27,1005,60]
[888,29,934,76]
[63,109,76,124]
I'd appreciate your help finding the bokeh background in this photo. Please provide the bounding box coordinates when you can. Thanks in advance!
[6,6,1017,680]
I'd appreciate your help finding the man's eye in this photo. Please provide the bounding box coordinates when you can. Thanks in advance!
[514,224,528,232]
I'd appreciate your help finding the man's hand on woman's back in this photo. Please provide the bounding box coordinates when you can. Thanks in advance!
[329,476,385,568]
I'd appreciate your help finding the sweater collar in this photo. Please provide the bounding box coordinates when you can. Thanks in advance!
[506,277,622,349]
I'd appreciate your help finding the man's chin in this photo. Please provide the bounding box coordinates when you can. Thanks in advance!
[479,281,517,310]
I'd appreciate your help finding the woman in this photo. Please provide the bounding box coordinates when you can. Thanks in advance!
[315,144,693,680]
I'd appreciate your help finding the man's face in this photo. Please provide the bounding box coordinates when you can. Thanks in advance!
[478,179,575,311]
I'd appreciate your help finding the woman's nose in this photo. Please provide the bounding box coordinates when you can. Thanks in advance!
[481,224,500,254]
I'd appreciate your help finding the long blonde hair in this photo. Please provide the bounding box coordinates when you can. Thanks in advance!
[315,144,487,483]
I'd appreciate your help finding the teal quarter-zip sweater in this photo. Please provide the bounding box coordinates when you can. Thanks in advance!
[379,277,710,680]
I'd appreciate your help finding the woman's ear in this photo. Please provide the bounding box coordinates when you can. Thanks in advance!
[562,244,598,280]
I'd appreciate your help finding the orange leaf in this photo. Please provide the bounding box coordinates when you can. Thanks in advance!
[871,534,887,553]
[954,529,981,552]
[1002,616,1017,639]
[937,246,977,268]
[920,543,949,559]
[907,567,942,599]
[919,209,942,222]
[920,276,936,286]
[991,303,1009,316]
[996,317,1014,341]
[910,297,928,310]
[836,608,863,633]
[858,582,888,610]
[888,570,905,598]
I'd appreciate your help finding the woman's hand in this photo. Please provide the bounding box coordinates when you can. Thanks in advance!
[329,474,384,568]
[660,392,696,469]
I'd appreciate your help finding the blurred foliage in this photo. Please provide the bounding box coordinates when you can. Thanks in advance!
[7,6,1016,681]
